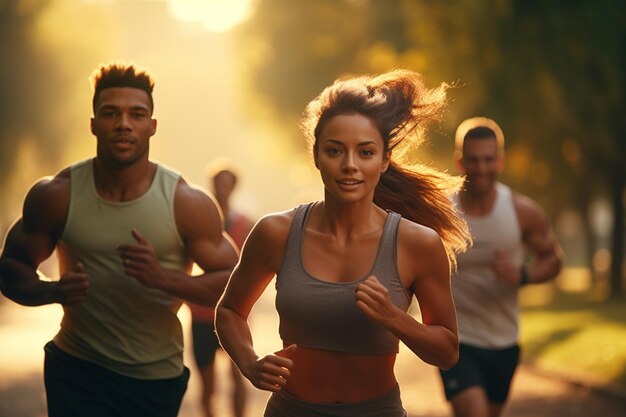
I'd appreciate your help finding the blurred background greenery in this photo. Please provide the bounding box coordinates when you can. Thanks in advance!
[1,0,625,393]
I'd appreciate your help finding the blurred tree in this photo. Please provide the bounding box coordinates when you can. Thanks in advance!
[237,0,625,298]
[235,0,369,147]
[0,0,69,217]
[534,0,625,298]
[474,0,625,298]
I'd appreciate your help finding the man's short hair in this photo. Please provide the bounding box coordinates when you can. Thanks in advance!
[454,117,505,156]
[90,62,155,114]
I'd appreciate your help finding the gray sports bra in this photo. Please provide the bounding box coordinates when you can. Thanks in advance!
[275,202,412,354]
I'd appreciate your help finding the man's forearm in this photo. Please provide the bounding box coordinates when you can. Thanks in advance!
[528,253,563,284]
[159,267,233,306]
[0,257,58,306]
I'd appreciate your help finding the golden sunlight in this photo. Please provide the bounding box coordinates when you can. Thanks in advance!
[167,0,254,32]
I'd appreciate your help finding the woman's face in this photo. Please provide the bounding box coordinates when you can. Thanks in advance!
[315,113,389,204]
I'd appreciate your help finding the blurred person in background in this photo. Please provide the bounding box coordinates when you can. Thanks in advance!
[187,158,254,417]
[438,117,563,417]
[215,69,471,417]
[0,62,238,417]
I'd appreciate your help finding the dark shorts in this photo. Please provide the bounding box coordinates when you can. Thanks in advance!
[264,385,407,417]
[44,341,189,417]
[191,321,221,368]
[439,343,520,404]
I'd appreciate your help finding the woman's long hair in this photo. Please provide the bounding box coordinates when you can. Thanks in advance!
[301,69,471,267]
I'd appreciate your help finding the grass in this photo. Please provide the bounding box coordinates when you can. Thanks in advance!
[519,277,626,393]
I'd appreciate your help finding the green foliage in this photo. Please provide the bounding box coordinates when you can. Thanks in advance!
[237,0,625,188]
[237,0,626,296]
[521,288,626,390]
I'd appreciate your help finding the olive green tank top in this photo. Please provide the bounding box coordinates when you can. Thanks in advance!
[54,158,190,379]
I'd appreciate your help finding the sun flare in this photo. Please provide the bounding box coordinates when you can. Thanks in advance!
[167,0,254,32]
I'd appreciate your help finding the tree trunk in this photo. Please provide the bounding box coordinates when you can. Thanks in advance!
[576,176,598,282]
[609,164,625,299]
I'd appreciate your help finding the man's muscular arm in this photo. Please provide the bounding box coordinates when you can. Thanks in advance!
[492,193,563,287]
[515,193,563,285]
[118,179,238,306]
[0,171,89,306]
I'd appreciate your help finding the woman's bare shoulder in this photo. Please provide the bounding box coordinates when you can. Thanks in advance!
[251,208,298,241]
[397,217,443,250]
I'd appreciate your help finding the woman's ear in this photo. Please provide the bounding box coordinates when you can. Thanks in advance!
[381,151,391,173]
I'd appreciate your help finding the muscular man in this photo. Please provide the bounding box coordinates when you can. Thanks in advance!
[439,117,563,417]
[0,62,238,417]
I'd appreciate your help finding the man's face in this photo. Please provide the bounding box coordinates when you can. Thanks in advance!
[458,136,503,195]
[90,87,156,166]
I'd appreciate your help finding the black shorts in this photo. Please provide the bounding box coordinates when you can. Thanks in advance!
[191,321,221,368]
[44,341,189,417]
[439,343,520,404]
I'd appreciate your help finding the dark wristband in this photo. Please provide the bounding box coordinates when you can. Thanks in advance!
[519,266,530,286]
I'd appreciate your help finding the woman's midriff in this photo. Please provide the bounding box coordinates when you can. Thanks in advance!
[284,346,398,403]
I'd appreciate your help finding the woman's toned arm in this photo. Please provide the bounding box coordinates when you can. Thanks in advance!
[215,211,297,392]
[356,221,459,369]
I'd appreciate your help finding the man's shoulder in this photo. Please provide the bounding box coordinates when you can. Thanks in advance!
[509,188,549,231]
[172,178,221,233]
[27,167,72,201]
[173,176,212,203]
[510,189,542,213]
[155,162,182,179]
[21,166,73,233]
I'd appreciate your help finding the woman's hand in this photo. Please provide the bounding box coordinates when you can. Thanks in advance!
[243,344,297,392]
[355,276,400,327]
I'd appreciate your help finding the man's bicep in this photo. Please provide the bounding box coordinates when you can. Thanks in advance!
[524,207,560,259]
[1,219,56,267]
[174,182,235,270]
[188,230,238,273]
[189,207,238,272]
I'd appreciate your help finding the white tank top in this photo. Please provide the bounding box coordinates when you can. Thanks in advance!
[452,183,523,348]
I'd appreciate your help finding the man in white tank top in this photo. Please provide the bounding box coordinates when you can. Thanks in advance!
[438,117,563,417]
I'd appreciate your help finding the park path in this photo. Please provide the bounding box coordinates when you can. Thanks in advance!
[1,291,625,417]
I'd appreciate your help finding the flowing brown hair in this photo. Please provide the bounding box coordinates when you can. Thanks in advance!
[301,69,470,267]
